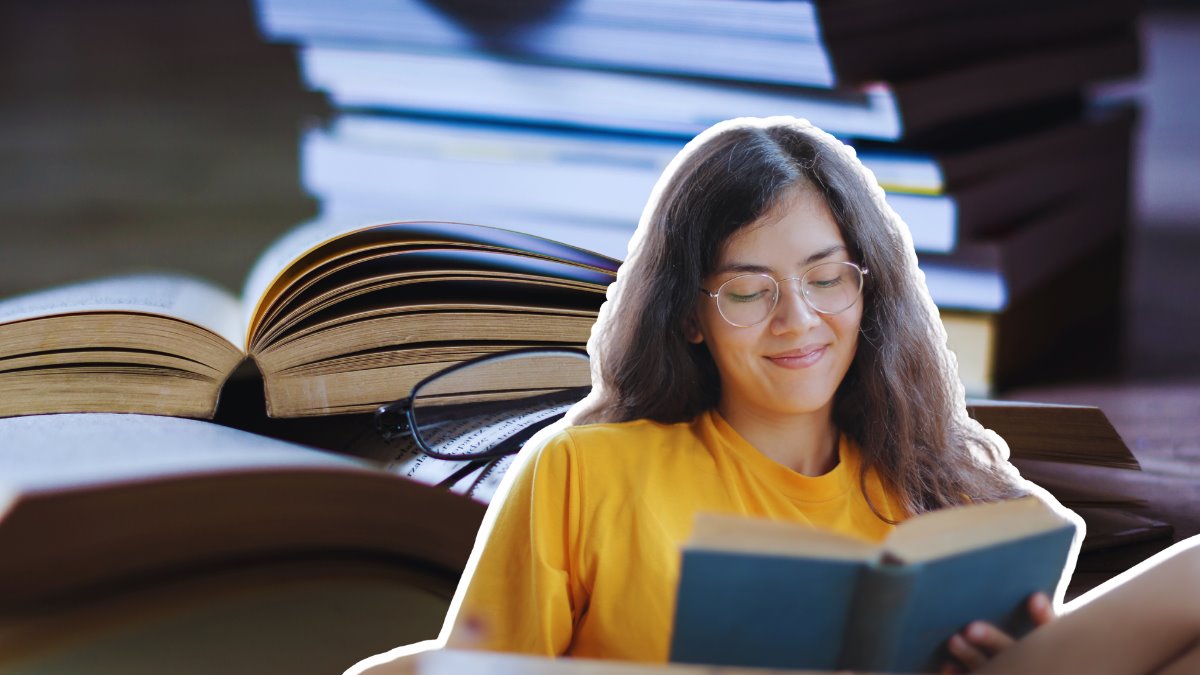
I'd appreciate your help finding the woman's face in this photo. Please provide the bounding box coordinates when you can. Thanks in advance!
[689,185,863,428]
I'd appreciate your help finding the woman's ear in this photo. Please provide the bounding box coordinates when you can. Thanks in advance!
[684,312,704,344]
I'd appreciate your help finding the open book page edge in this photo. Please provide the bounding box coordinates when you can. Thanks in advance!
[0,273,243,351]
[686,512,878,562]
[0,413,371,494]
[242,217,388,345]
[240,218,620,348]
[886,496,1074,564]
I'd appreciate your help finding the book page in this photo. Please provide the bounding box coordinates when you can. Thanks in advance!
[887,496,1072,563]
[687,513,878,561]
[348,398,573,504]
[0,274,243,350]
[241,215,620,346]
[0,414,369,495]
[241,215,378,336]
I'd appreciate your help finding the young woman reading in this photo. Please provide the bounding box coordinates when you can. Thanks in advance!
[418,117,1199,674]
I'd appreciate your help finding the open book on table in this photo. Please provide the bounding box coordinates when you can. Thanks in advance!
[669,496,1079,673]
[0,219,617,419]
[0,412,488,673]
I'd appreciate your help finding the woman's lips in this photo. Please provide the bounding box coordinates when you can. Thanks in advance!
[766,345,827,369]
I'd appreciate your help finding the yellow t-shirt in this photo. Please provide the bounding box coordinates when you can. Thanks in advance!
[448,409,908,663]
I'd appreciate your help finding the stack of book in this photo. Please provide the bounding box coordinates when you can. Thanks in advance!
[255,0,1143,396]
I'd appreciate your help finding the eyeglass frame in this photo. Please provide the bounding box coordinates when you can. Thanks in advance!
[699,261,869,328]
[374,346,591,462]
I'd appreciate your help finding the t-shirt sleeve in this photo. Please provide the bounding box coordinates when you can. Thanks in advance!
[445,429,587,655]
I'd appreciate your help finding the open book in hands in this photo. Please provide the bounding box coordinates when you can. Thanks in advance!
[0,220,616,419]
[669,496,1080,673]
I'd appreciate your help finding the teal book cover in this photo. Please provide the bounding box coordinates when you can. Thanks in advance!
[669,497,1079,671]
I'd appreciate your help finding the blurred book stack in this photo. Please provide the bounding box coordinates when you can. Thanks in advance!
[255,0,1144,396]
[2,0,328,297]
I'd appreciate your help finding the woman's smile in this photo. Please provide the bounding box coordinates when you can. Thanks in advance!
[765,344,828,369]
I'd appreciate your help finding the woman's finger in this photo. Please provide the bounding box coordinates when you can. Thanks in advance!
[947,633,991,671]
[1029,591,1056,626]
[963,621,1016,655]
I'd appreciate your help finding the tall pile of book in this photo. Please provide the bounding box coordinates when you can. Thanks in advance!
[0,5,1158,673]
[255,0,1144,396]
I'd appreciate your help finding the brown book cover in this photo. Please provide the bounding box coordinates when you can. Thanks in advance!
[919,169,1129,309]
[890,31,1139,138]
[815,0,1140,38]
[824,2,1141,83]
[940,232,1124,396]
[967,400,1140,470]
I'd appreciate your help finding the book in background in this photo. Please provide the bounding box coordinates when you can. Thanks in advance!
[924,106,1136,395]
[257,0,1140,90]
[965,400,1174,568]
[0,413,486,674]
[0,220,616,419]
[252,0,1145,398]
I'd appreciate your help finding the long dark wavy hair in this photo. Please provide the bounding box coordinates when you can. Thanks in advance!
[571,117,1026,518]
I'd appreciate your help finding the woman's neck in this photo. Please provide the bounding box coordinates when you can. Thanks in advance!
[716,402,840,476]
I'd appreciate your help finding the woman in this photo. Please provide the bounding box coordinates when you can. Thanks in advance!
[433,117,1199,672]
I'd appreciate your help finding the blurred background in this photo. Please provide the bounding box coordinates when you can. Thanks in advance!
[3,0,1197,381]
[2,0,1198,632]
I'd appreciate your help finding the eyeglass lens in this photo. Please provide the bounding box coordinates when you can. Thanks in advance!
[717,262,863,326]
[411,351,592,460]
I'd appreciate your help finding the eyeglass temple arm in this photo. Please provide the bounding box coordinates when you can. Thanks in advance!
[489,411,568,456]
[375,399,414,442]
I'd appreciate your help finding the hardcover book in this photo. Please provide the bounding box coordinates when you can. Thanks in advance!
[0,412,487,673]
[0,219,617,419]
[669,497,1079,673]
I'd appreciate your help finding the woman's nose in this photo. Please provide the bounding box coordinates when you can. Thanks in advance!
[770,278,821,333]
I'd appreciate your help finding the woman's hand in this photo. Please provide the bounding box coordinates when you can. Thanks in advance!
[940,592,1056,674]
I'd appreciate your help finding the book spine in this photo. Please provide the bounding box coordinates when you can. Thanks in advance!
[838,560,918,672]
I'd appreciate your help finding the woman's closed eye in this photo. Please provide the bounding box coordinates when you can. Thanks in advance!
[729,290,769,303]
[808,276,843,289]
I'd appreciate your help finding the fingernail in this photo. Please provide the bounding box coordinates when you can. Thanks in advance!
[967,623,987,640]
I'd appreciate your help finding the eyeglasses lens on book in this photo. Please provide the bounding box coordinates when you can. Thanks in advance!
[375,347,592,463]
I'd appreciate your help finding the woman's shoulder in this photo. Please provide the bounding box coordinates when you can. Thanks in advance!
[552,415,705,451]
[526,415,713,478]
[525,414,717,502]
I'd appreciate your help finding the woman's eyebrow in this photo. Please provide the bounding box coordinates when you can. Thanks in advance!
[716,245,847,275]
[802,244,847,265]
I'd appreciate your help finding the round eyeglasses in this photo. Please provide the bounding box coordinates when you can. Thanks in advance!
[700,262,868,327]
[375,347,591,462]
